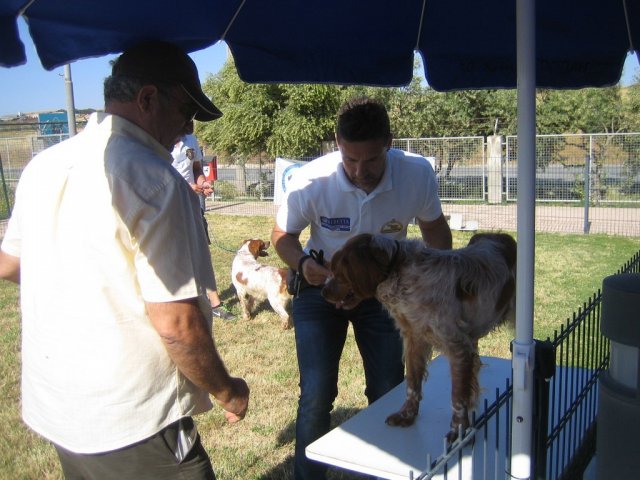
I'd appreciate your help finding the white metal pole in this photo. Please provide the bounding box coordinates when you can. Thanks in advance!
[511,0,536,478]
[64,64,77,137]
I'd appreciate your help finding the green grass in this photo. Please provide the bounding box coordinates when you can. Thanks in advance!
[0,214,637,479]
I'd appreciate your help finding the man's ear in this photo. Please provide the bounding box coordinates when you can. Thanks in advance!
[137,85,159,114]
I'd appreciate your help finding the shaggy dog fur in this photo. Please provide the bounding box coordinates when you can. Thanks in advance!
[232,239,292,329]
[321,232,516,442]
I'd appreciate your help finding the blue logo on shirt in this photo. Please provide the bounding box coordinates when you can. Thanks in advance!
[320,217,351,231]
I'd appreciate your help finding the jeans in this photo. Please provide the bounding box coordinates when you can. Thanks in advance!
[292,287,404,480]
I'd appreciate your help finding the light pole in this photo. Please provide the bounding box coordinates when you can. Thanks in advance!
[64,64,77,137]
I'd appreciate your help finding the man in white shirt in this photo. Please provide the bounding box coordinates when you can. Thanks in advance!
[171,134,235,320]
[272,96,452,480]
[0,41,249,480]
[171,134,212,212]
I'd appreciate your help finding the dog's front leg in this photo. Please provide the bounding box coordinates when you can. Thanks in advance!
[386,331,433,427]
[446,344,481,443]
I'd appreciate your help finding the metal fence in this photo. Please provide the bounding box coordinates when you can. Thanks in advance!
[1,129,639,237]
[506,133,640,204]
[503,133,640,237]
[414,249,640,480]
[0,123,74,220]
[393,136,486,201]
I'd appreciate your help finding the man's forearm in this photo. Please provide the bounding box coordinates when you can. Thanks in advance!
[0,250,20,283]
[162,319,234,400]
[147,300,242,407]
[193,161,205,185]
[418,213,452,250]
[271,227,305,269]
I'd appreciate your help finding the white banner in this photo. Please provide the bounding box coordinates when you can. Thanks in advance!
[274,158,306,205]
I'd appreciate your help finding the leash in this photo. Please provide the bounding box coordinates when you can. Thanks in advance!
[309,248,324,265]
[207,227,238,254]
[290,249,325,297]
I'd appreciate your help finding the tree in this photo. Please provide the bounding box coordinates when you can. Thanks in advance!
[623,82,640,132]
[267,84,344,157]
[198,60,284,161]
[484,90,517,136]
[198,57,638,165]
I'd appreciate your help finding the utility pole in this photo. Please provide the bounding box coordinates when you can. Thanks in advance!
[64,64,77,137]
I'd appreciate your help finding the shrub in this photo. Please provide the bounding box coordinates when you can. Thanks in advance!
[214,181,238,200]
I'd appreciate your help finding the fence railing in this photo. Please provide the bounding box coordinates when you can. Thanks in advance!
[2,131,639,236]
[506,133,640,205]
[414,250,640,480]
[394,136,486,201]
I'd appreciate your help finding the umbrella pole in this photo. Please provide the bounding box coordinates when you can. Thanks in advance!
[511,0,536,479]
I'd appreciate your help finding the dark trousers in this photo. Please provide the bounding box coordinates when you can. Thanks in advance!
[201,208,211,245]
[54,417,215,480]
[292,287,405,480]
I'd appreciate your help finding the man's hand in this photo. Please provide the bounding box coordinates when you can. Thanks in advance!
[201,181,214,197]
[191,181,214,197]
[301,256,332,286]
[217,377,250,424]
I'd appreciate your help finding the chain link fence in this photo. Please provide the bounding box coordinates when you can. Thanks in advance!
[393,136,486,201]
[2,125,639,237]
[506,133,640,204]
[505,133,640,236]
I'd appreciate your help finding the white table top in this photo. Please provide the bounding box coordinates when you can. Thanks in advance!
[306,355,513,480]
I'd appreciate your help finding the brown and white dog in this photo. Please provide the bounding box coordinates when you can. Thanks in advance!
[321,232,516,442]
[231,239,292,329]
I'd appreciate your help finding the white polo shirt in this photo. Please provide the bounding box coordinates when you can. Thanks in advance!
[171,134,202,184]
[276,149,442,259]
[2,113,215,453]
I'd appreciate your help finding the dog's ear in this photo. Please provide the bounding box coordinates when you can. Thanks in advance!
[369,236,398,271]
[497,235,517,269]
[342,237,390,298]
[337,251,369,298]
[468,234,517,270]
[259,240,270,257]
[247,239,262,258]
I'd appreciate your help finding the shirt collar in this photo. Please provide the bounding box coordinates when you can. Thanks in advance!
[88,112,173,162]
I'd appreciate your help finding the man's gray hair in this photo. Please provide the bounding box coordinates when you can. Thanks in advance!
[103,75,147,103]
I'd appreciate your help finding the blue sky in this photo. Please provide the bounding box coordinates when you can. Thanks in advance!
[0,20,229,117]
[1,18,639,117]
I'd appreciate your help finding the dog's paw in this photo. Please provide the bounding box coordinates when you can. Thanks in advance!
[445,426,462,444]
[385,410,417,427]
[446,416,470,444]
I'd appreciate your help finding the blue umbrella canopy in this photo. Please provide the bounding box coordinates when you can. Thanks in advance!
[2,1,639,478]
[2,0,638,90]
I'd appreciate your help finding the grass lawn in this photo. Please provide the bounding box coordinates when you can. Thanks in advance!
[0,213,637,479]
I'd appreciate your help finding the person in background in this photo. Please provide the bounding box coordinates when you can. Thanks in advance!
[0,40,249,480]
[171,134,235,321]
[271,96,452,479]
[172,134,210,214]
